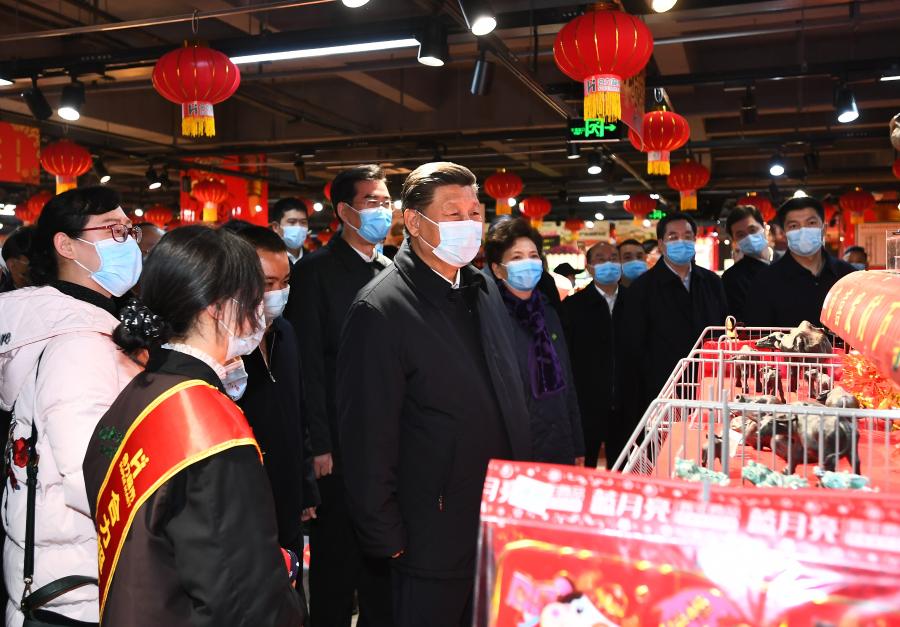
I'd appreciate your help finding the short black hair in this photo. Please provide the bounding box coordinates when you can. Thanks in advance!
[29,186,122,286]
[656,212,698,240]
[332,165,386,219]
[843,245,867,259]
[776,196,824,227]
[231,224,287,254]
[219,218,255,234]
[133,221,165,233]
[484,216,542,268]
[617,238,642,250]
[642,240,658,254]
[2,225,35,262]
[270,197,309,224]
[725,205,765,238]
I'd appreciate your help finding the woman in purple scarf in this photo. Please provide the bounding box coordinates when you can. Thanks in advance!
[485,218,585,466]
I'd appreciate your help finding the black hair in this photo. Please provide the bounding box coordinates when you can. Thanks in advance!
[2,225,35,262]
[776,196,824,227]
[843,245,867,259]
[114,225,265,354]
[219,218,254,234]
[642,240,658,254]
[331,165,386,221]
[270,197,309,224]
[230,224,287,254]
[617,238,642,250]
[484,216,542,268]
[133,221,165,233]
[402,162,476,212]
[28,186,121,286]
[656,212,698,240]
[725,205,765,238]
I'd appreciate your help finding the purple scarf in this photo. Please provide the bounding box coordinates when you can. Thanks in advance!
[500,285,566,400]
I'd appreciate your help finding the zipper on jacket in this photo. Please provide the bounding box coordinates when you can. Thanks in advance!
[438,493,444,512]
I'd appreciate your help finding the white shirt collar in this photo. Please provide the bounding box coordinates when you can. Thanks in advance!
[664,257,691,290]
[351,244,378,263]
[162,342,228,381]
[288,249,303,265]
[432,267,461,289]
[594,283,618,311]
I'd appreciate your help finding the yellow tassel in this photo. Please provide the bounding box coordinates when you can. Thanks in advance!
[203,202,219,223]
[496,200,511,215]
[531,218,543,228]
[182,116,216,137]
[681,191,698,210]
[55,177,77,195]
[647,160,670,176]
[584,91,621,122]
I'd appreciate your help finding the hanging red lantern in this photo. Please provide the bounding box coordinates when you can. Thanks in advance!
[191,179,229,223]
[667,159,710,211]
[564,218,585,232]
[329,218,340,232]
[483,169,524,216]
[17,190,54,224]
[628,110,690,175]
[892,157,900,180]
[519,196,551,226]
[738,193,776,223]
[823,201,838,224]
[839,188,875,225]
[553,3,653,122]
[41,140,93,194]
[143,204,173,227]
[623,193,656,224]
[323,181,332,202]
[152,43,241,137]
[318,229,333,244]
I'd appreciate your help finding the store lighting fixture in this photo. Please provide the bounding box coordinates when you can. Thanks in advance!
[58,80,85,122]
[793,189,807,198]
[768,152,786,177]
[880,65,900,82]
[94,157,111,184]
[22,79,52,121]
[834,85,859,123]
[341,0,370,7]
[459,0,497,36]
[587,153,603,175]
[642,219,652,228]
[650,194,660,199]
[724,239,731,245]
[146,166,162,191]
[3,203,16,212]
[393,199,403,210]
[567,143,581,160]
[651,0,678,12]
[470,51,494,96]
[594,212,605,220]
[134,208,144,217]
[585,220,595,228]
[508,198,517,208]
[417,22,448,67]
[255,204,264,213]
[580,194,630,203]
[230,38,421,65]
[313,202,324,212]
[740,86,757,125]
[294,158,306,182]
[0,76,12,87]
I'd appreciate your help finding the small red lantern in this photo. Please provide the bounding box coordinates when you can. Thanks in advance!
[143,204,173,227]
[41,140,93,194]
[628,110,691,175]
[152,43,241,137]
[738,193,776,223]
[839,188,875,225]
[553,3,653,122]
[324,181,332,202]
[17,190,54,224]
[191,179,229,223]
[624,193,656,224]
[892,157,900,180]
[484,169,524,216]
[564,218,585,232]
[519,196,551,226]
[318,229,333,245]
[667,159,710,211]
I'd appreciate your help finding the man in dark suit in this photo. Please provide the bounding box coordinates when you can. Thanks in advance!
[623,212,728,424]
[721,204,771,323]
[269,197,311,265]
[337,162,531,627]
[285,165,393,627]
[564,241,628,469]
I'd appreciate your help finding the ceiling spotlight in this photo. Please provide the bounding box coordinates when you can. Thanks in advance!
[793,189,807,198]
[880,70,900,82]
[470,51,494,96]
[0,74,13,87]
[768,152,785,177]
[94,157,111,184]
[642,219,652,228]
[418,21,448,67]
[313,201,324,212]
[341,0,370,6]
[393,199,403,210]
[567,143,581,160]
[146,166,162,190]
[585,220,595,228]
[740,86,757,125]
[134,208,144,217]
[22,79,52,121]
[834,85,859,124]
[508,197,517,208]
[587,152,603,175]
[459,0,496,36]
[594,212,605,220]
[651,0,678,12]
[58,80,85,122]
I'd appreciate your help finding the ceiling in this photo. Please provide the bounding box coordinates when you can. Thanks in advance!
[0,0,898,224]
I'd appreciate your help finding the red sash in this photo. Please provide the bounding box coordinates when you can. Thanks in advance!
[94,379,260,618]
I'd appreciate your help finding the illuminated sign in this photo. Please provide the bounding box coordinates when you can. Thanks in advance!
[567,118,624,143]
[649,209,666,220]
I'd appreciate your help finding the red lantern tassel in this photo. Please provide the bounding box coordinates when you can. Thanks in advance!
[647,150,670,175]
[202,201,219,223]
[182,102,216,137]
[55,175,77,195]
[680,190,698,211]
[583,74,622,122]
[496,199,511,216]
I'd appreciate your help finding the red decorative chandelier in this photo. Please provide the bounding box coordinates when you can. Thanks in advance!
[484,169,524,216]
[628,110,690,175]
[667,159,710,211]
[41,140,93,194]
[623,193,656,224]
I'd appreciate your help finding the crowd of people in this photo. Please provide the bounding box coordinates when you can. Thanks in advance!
[0,161,862,627]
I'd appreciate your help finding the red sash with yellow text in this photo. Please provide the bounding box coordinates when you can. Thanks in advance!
[94,379,260,618]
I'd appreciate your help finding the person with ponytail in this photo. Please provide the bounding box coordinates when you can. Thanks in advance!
[81,225,302,626]
[0,187,143,626]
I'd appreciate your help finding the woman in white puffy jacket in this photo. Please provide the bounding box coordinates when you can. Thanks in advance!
[0,187,143,627]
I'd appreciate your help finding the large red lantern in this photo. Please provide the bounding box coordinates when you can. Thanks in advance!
[839,188,875,225]
[553,3,653,122]
[738,193,775,223]
[41,140,93,194]
[667,159,710,211]
[143,204,173,227]
[17,190,54,224]
[191,179,229,223]
[519,196,551,225]
[823,201,838,224]
[152,43,241,137]
[628,110,690,175]
[892,157,900,180]
[623,193,656,224]
[484,169,524,216]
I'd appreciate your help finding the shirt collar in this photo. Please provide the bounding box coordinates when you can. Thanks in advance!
[663,258,692,290]
[394,240,485,306]
[594,284,618,311]
[431,267,461,289]
[351,244,378,263]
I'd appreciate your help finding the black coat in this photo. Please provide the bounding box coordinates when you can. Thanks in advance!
[237,316,319,550]
[285,234,390,472]
[337,242,531,579]
[745,251,855,329]
[722,255,768,324]
[622,261,728,422]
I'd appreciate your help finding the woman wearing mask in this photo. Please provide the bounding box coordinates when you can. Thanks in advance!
[485,218,584,465]
[81,226,302,626]
[0,187,143,626]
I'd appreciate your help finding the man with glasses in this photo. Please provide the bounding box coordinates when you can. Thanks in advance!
[285,164,393,627]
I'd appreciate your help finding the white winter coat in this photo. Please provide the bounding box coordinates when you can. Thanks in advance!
[0,286,140,626]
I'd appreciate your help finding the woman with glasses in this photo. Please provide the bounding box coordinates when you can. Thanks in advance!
[81,226,302,626]
[0,186,143,626]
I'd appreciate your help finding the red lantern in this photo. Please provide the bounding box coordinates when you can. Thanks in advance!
[16,190,53,224]
[839,188,875,225]
[143,204,173,227]
[623,193,656,224]
[564,218,585,232]
[892,157,900,180]
[483,169,524,216]
[519,196,551,225]
[152,43,241,137]
[191,179,229,223]
[41,140,93,194]
[553,3,653,122]
[329,218,340,232]
[667,159,710,211]
[324,181,332,202]
[738,193,776,223]
[628,110,690,175]
[318,229,333,244]
[823,201,838,224]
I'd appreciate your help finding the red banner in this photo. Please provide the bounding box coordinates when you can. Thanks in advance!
[0,122,40,185]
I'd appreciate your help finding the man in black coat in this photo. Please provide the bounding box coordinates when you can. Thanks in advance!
[746,197,854,329]
[337,162,531,627]
[564,241,628,469]
[622,212,728,428]
[285,165,394,627]
[721,204,772,323]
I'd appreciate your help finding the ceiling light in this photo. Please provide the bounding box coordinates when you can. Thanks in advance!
[417,22,447,67]
[459,0,497,36]
[508,197,517,208]
[740,86,757,125]
[587,153,603,175]
[393,199,403,210]
[724,239,731,245]
[595,212,605,220]
[313,201,324,212]
[567,143,581,160]
[470,51,494,96]
[0,76,13,87]
[650,194,660,199]
[651,0,678,12]
[642,219,652,228]
[22,79,51,121]
[835,86,859,124]
[880,67,900,82]
[585,220,595,228]
[146,166,162,191]
[792,189,807,198]
[94,156,110,184]
[341,0,370,6]
[230,38,421,65]
[255,204,263,213]
[57,80,85,121]
[768,152,785,177]
[134,208,144,217]
[3,204,16,211]
[580,194,630,203]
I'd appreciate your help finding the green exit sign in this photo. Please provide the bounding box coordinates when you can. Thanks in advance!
[567,118,624,143]
[649,209,666,220]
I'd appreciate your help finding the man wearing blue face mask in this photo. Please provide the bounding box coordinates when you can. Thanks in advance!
[746,197,854,328]
[722,205,771,323]
[269,197,310,264]
[617,239,648,287]
[842,246,868,271]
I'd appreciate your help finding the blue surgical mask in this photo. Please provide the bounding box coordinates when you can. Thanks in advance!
[74,236,143,297]
[593,262,621,284]
[664,240,695,265]
[622,260,648,281]
[786,227,823,257]
[282,225,308,249]
[850,262,866,271]
[347,205,392,244]
[502,258,543,291]
[738,231,768,257]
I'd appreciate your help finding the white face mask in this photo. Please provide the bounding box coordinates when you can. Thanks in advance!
[417,212,483,268]
[219,301,266,361]
[222,358,248,401]
[263,287,290,327]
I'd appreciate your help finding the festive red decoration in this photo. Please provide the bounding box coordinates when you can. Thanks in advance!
[191,179,229,223]
[823,201,837,224]
[564,218,585,232]
[892,157,900,180]
[317,229,333,244]
[152,43,241,137]
[628,110,690,175]
[16,190,53,224]
[519,196,551,225]
[841,353,900,410]
[323,181,332,202]
[623,193,656,224]
[329,218,340,232]
[553,3,653,122]
[667,159,710,211]
[40,140,92,194]
[839,188,875,225]
[484,169,524,216]
[738,193,776,223]
[143,204,173,227]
